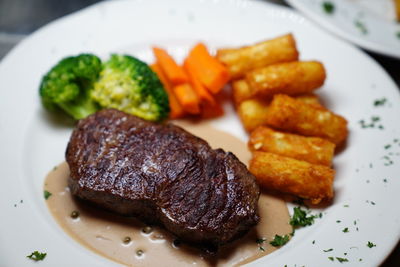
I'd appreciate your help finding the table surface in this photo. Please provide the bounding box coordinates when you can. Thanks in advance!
[0,0,398,266]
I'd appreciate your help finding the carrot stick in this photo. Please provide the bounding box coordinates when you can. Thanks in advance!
[150,63,185,119]
[152,47,188,85]
[173,83,200,114]
[186,43,230,94]
[183,59,216,106]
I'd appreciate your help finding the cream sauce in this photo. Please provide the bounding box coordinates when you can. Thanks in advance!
[44,121,291,266]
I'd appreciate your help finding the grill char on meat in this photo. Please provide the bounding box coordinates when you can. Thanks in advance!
[66,109,260,247]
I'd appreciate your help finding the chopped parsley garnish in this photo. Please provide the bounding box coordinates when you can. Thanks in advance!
[328,256,334,261]
[367,241,376,248]
[322,1,335,14]
[342,227,349,233]
[290,207,318,227]
[269,234,290,247]
[384,144,391,149]
[336,257,349,263]
[44,190,52,200]
[27,251,47,261]
[373,98,387,106]
[359,116,383,129]
[336,220,341,223]
[343,204,349,208]
[382,155,394,166]
[256,237,266,244]
[355,20,368,34]
[312,240,315,244]
[256,237,266,251]
[323,248,333,252]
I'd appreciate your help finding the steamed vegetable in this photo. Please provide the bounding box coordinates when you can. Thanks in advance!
[150,64,185,119]
[186,43,230,94]
[92,54,169,121]
[152,47,188,84]
[173,83,200,114]
[39,54,101,120]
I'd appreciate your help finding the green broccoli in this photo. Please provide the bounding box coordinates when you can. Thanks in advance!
[39,54,102,120]
[91,54,169,121]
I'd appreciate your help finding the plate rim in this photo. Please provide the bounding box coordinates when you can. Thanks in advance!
[0,0,400,266]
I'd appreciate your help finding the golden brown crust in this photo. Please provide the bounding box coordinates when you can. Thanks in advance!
[249,151,334,204]
[265,94,348,145]
[237,99,270,132]
[249,126,335,166]
[217,34,299,79]
[245,61,326,99]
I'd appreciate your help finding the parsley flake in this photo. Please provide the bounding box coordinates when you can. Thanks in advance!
[256,237,266,251]
[359,116,383,129]
[355,20,368,34]
[322,1,335,14]
[269,234,290,247]
[256,238,266,244]
[27,251,47,261]
[290,207,318,227]
[336,257,349,263]
[382,155,394,166]
[323,248,333,252]
[342,227,349,233]
[374,98,387,106]
[367,241,376,248]
[44,190,52,200]
[328,256,334,261]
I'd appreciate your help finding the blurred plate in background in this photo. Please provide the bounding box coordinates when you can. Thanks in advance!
[285,0,400,58]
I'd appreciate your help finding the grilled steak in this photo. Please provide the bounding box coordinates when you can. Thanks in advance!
[66,109,260,247]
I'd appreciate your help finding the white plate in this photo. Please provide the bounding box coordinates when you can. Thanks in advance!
[285,0,400,58]
[0,0,399,266]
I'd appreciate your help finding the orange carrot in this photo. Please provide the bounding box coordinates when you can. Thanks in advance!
[152,47,188,85]
[183,59,216,106]
[173,83,200,114]
[150,63,185,119]
[186,43,230,94]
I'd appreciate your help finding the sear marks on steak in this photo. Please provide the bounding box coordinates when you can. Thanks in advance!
[66,109,260,247]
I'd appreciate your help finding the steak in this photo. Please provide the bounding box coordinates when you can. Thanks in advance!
[66,109,260,247]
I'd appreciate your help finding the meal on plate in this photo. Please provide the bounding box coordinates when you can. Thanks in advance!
[41,33,348,264]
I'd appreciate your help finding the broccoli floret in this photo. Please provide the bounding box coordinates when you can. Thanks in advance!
[39,54,101,120]
[91,54,169,121]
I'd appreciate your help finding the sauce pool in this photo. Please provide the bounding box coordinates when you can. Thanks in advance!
[44,121,291,266]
